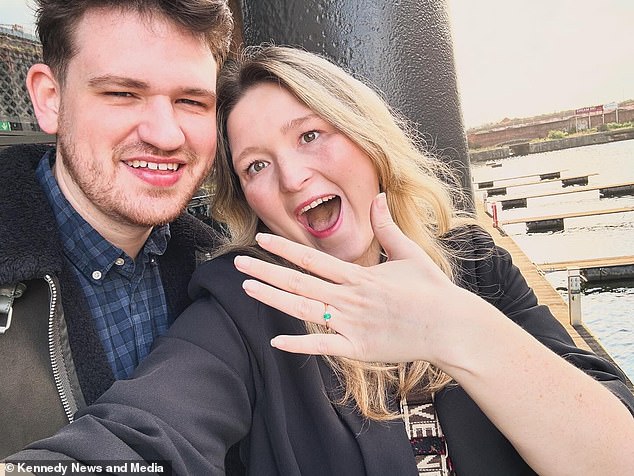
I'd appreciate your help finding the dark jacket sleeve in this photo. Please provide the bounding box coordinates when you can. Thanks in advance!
[7,256,258,475]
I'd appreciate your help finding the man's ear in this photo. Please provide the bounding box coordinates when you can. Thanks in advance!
[26,63,61,134]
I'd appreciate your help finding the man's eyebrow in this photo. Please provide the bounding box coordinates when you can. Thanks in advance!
[181,87,217,100]
[87,75,216,99]
[281,113,321,135]
[88,75,149,90]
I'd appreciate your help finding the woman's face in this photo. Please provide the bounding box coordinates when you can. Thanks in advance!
[227,82,381,266]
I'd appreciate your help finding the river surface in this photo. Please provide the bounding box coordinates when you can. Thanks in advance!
[471,140,634,380]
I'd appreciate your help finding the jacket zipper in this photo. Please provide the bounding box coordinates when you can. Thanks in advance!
[45,274,74,423]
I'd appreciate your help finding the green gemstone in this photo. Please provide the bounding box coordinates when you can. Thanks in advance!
[323,313,332,321]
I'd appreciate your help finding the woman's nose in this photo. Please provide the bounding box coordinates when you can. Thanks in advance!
[277,156,313,193]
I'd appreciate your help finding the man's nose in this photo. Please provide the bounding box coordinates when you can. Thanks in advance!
[137,97,186,152]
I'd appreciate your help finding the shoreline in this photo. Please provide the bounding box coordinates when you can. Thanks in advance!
[469,128,634,163]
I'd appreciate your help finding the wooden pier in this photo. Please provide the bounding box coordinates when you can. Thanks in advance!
[475,202,589,349]
[536,256,634,272]
[475,202,632,389]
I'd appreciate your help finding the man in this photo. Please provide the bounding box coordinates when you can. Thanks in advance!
[0,0,233,457]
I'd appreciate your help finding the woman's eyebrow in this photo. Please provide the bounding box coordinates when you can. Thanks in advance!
[233,114,322,165]
[281,113,320,135]
[234,146,262,165]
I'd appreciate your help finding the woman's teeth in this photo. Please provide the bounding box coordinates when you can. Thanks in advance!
[300,195,336,215]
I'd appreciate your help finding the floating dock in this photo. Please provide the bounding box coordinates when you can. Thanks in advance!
[497,206,634,232]
[484,201,634,280]
[484,173,599,197]
[488,181,634,210]
[475,170,566,188]
[536,256,634,273]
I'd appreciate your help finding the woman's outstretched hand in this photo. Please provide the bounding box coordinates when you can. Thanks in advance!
[234,193,482,364]
[236,195,634,476]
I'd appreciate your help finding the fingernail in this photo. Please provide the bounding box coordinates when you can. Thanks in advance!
[255,233,271,244]
[255,233,272,245]
[377,192,387,210]
[234,255,251,270]
[241,279,258,293]
[270,336,287,349]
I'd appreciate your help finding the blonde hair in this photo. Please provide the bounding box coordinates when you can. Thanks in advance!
[213,45,472,420]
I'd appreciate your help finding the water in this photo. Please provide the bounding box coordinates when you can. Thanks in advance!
[471,140,634,380]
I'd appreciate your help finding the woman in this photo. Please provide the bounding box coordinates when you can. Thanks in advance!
[11,45,634,475]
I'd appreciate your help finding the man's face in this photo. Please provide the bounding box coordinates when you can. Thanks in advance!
[54,9,218,228]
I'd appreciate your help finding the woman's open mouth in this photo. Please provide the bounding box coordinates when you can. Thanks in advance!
[297,194,342,236]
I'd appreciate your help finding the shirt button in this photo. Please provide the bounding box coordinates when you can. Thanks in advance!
[115,257,125,266]
[92,270,102,280]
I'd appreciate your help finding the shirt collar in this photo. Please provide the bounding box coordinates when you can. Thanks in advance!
[35,150,170,282]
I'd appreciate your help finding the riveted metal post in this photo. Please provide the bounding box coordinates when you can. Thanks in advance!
[567,267,582,326]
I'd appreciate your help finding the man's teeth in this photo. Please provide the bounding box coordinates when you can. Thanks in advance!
[300,195,336,214]
[126,160,180,171]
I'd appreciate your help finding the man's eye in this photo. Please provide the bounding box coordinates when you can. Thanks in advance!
[178,99,205,107]
[301,131,319,144]
[247,160,269,175]
[106,91,133,98]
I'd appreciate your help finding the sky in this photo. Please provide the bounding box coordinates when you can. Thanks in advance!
[2,0,633,129]
[0,0,36,33]
[448,0,634,127]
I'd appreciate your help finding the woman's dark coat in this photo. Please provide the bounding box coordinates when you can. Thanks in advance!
[11,228,634,475]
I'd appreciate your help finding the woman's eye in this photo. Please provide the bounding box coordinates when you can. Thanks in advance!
[247,160,269,175]
[300,131,319,144]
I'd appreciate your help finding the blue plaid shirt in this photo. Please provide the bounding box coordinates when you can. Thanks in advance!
[36,151,170,379]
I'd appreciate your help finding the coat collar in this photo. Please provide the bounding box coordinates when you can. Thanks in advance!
[0,144,63,284]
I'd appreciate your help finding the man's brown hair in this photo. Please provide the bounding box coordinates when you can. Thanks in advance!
[34,0,233,83]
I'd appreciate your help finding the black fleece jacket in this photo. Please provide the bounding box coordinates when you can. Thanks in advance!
[0,143,220,421]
